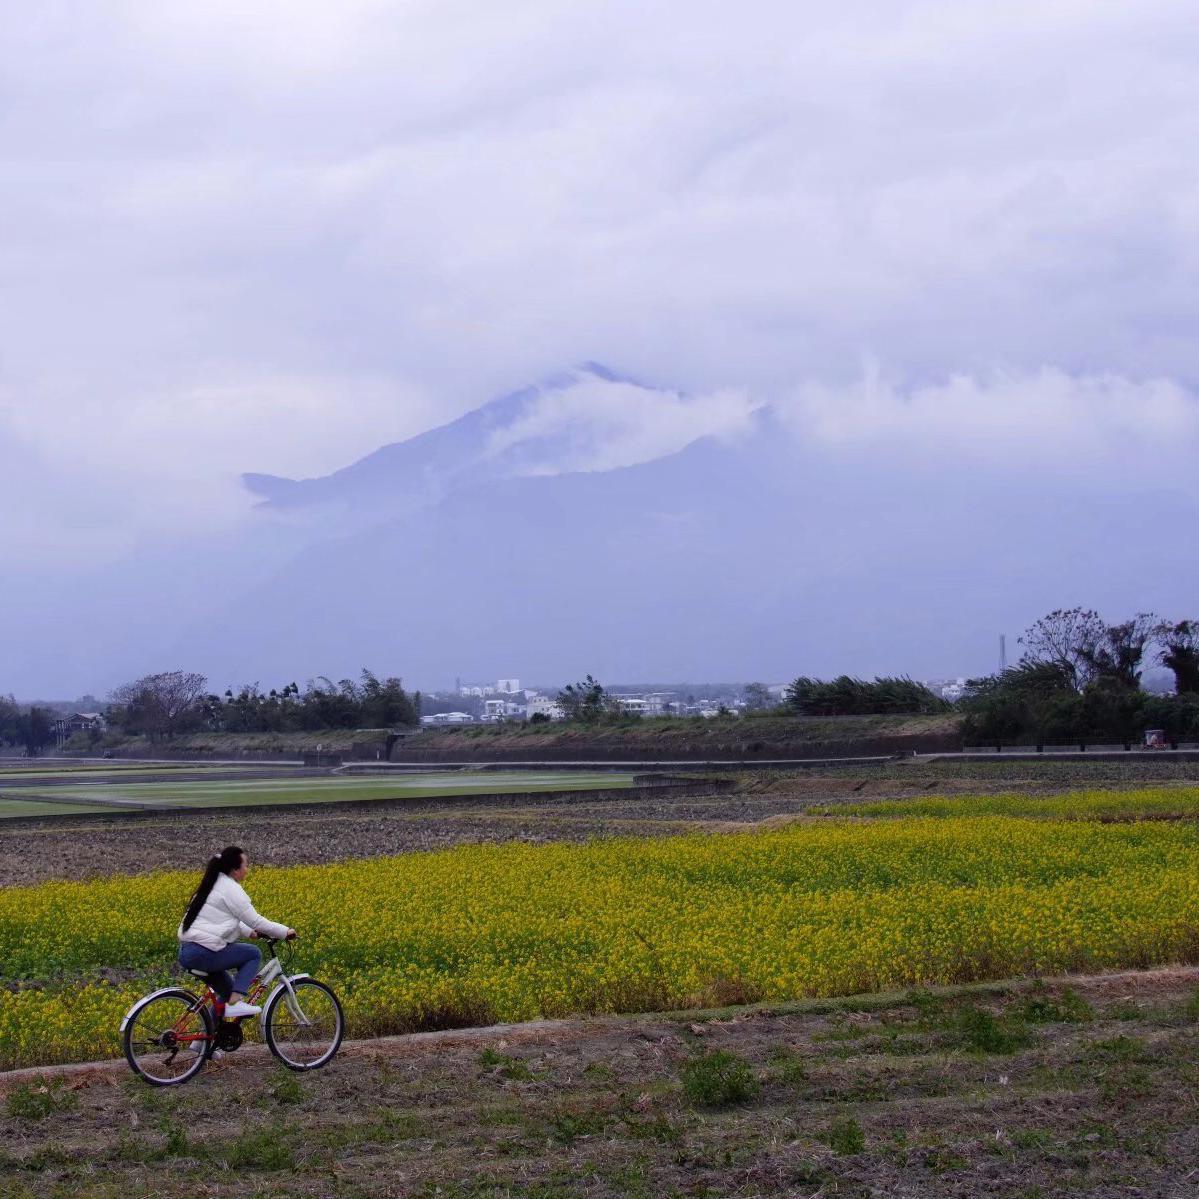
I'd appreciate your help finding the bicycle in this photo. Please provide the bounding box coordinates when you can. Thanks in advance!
[120,935,344,1086]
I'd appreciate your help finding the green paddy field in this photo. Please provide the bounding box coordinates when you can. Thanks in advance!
[0,764,636,818]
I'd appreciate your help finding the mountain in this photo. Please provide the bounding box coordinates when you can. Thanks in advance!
[241,362,749,515]
[177,376,1199,690]
[13,362,1199,698]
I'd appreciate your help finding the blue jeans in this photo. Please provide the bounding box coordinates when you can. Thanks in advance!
[178,941,261,1001]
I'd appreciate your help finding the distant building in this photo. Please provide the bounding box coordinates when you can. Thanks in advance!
[54,712,106,738]
[482,698,523,721]
[421,711,474,726]
[525,696,565,720]
[927,677,968,702]
[496,679,521,694]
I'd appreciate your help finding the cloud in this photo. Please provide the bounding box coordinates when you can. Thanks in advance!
[0,371,436,554]
[3,0,1199,557]
[485,371,759,475]
[783,367,1199,481]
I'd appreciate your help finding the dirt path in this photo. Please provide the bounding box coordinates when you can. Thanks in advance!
[5,967,1199,1198]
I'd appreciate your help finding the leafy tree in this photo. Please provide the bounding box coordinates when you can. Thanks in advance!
[786,675,949,716]
[742,682,774,711]
[1156,620,1199,694]
[179,670,420,734]
[17,706,53,756]
[1077,613,1159,691]
[358,670,419,728]
[0,694,19,745]
[556,675,608,723]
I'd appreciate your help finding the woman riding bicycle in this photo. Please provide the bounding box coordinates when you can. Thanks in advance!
[177,845,295,1019]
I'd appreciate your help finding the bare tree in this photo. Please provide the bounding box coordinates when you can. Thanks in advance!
[1017,608,1106,689]
[1156,620,1199,694]
[110,671,207,738]
[1020,609,1159,691]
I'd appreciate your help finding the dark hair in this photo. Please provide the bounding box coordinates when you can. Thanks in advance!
[181,845,245,932]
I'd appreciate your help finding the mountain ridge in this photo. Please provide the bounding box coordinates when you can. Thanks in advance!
[240,361,699,513]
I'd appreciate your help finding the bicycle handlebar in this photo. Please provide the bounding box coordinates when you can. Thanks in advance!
[258,932,298,946]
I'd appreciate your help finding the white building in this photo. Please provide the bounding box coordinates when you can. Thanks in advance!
[421,711,475,726]
[928,677,969,701]
[526,696,565,720]
[482,698,524,721]
[496,679,521,694]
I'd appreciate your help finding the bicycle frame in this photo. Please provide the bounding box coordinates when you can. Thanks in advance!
[125,941,315,1053]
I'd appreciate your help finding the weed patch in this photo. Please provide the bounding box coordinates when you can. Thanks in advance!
[923,1145,968,1171]
[479,1047,537,1081]
[270,1071,304,1105]
[158,1119,190,1157]
[952,1007,1030,1055]
[1106,1000,1145,1021]
[623,1113,684,1145]
[1183,989,1199,1023]
[766,1044,808,1087]
[212,1127,295,1171]
[1019,986,1094,1024]
[820,1114,865,1155]
[680,1050,759,1108]
[548,1107,609,1144]
[5,1078,78,1120]
[1085,1034,1154,1065]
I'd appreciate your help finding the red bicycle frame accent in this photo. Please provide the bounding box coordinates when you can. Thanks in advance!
[170,973,270,1045]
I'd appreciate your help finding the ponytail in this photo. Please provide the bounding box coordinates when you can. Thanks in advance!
[181,845,245,931]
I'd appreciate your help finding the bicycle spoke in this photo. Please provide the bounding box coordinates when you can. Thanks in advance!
[266,980,343,1069]
[123,992,212,1085]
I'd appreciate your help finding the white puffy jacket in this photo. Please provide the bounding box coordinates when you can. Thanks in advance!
[177,872,289,952]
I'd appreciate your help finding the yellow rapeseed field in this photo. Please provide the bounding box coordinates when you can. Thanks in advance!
[827,784,1199,821]
[4,809,1199,1068]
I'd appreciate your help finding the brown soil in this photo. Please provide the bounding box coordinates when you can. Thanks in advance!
[7,758,1199,888]
[4,969,1199,1197]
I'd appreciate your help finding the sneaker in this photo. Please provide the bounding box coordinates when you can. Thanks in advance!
[224,1000,261,1019]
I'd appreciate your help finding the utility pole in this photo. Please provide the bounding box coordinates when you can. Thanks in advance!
[999,634,1007,672]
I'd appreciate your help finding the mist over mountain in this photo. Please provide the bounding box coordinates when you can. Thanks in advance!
[6,361,1198,699]
[241,364,759,517]
[171,364,1199,693]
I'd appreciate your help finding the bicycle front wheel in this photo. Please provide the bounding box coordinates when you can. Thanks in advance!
[122,988,214,1086]
[264,978,344,1071]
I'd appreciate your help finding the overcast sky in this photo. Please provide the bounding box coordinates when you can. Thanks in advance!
[4,1,1199,690]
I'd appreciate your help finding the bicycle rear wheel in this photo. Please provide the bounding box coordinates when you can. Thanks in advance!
[122,988,214,1086]
[263,978,344,1070]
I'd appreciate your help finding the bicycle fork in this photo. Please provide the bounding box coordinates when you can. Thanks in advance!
[257,957,315,1026]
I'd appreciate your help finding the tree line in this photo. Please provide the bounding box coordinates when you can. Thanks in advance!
[960,610,1199,745]
[784,676,950,717]
[103,669,421,738]
[781,609,1199,744]
[0,697,54,755]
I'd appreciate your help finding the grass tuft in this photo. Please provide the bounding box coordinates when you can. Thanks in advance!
[821,1114,866,1155]
[680,1049,759,1108]
[5,1078,78,1121]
